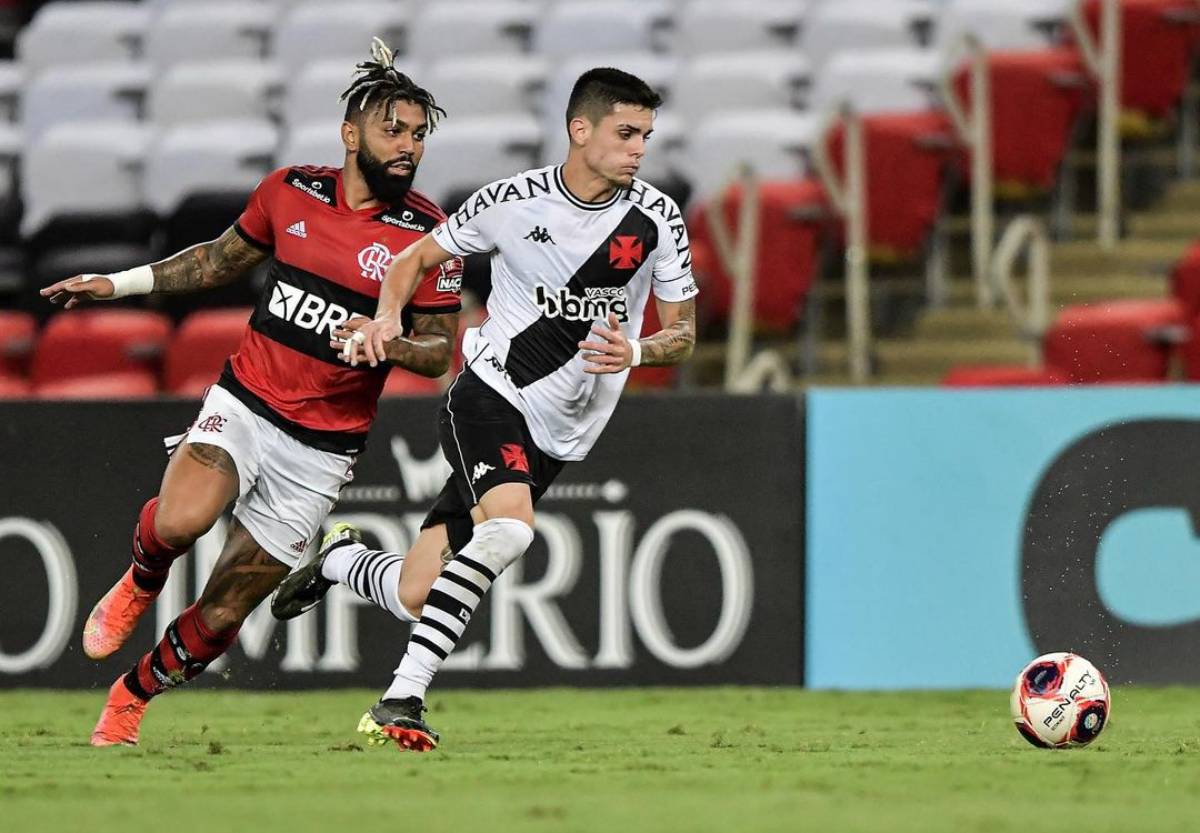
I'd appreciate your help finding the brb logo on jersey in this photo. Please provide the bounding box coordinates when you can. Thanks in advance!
[269,279,354,336]
[358,242,395,282]
[535,285,629,323]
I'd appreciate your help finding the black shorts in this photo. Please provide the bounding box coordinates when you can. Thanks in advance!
[421,368,566,552]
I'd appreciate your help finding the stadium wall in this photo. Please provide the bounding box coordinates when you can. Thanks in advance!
[807,387,1200,690]
[0,394,805,689]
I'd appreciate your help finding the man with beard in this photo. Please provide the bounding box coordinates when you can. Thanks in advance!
[38,39,464,747]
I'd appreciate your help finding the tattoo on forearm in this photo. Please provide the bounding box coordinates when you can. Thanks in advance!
[384,312,458,378]
[639,299,696,367]
[152,227,267,294]
[187,442,239,478]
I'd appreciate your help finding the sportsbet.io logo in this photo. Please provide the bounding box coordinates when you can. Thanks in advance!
[358,242,395,282]
[535,285,629,323]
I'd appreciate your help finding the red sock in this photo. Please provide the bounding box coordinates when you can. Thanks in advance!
[130,497,188,592]
[125,604,239,700]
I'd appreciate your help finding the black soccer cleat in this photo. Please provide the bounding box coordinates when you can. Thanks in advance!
[357,696,440,752]
[270,522,362,620]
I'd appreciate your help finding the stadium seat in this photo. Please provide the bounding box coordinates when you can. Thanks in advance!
[810,48,942,116]
[22,63,149,141]
[16,2,150,74]
[35,370,159,400]
[143,119,277,218]
[164,308,251,395]
[681,109,818,201]
[674,0,806,54]
[144,3,273,69]
[936,0,1074,52]
[941,365,1070,387]
[407,1,535,63]
[412,114,542,207]
[1170,241,1200,321]
[277,121,346,169]
[0,309,34,377]
[32,243,157,290]
[533,2,666,58]
[283,57,424,130]
[382,368,442,397]
[1043,299,1187,383]
[31,309,172,387]
[20,121,154,245]
[626,111,686,195]
[0,373,30,398]
[0,60,24,123]
[1081,0,1200,121]
[799,1,926,71]
[671,53,810,125]
[272,2,409,73]
[687,177,828,332]
[424,55,545,120]
[148,60,282,127]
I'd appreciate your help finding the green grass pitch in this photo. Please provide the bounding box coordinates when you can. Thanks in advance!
[4,687,1200,833]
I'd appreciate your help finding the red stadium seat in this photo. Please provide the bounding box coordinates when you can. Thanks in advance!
[32,309,172,387]
[164,307,251,394]
[1081,0,1199,121]
[0,373,31,398]
[35,370,158,399]
[381,368,442,397]
[0,310,35,377]
[687,178,828,333]
[827,110,960,259]
[954,47,1093,193]
[941,365,1070,387]
[1044,299,1186,383]
[1170,241,1200,320]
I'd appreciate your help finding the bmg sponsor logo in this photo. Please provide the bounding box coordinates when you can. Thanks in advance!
[535,285,629,323]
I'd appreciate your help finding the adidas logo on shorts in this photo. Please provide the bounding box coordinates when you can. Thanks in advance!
[286,220,308,239]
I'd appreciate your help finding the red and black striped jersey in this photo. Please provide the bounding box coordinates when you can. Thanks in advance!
[223,165,462,454]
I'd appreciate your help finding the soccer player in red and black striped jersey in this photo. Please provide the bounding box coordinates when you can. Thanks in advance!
[39,40,462,747]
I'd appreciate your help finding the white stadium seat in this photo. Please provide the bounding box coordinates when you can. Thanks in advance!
[148,60,282,127]
[21,121,152,237]
[282,57,425,130]
[276,121,347,170]
[0,62,24,124]
[936,0,1075,52]
[800,1,926,71]
[23,63,150,141]
[413,115,542,207]
[675,0,807,54]
[143,119,278,216]
[17,2,151,74]
[272,2,411,73]
[533,2,666,59]
[627,110,684,189]
[143,3,274,69]
[810,48,942,116]
[407,2,535,63]
[425,55,546,120]
[672,52,810,125]
[680,109,819,200]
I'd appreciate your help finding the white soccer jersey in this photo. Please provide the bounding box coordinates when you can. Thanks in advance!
[431,164,697,461]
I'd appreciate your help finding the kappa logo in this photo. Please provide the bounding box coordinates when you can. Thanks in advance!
[500,443,529,474]
[524,226,556,245]
[268,278,355,336]
[471,462,496,483]
[286,220,307,239]
[358,242,395,282]
[196,414,227,433]
[609,235,644,269]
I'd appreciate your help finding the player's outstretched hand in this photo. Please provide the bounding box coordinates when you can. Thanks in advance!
[579,312,633,374]
[332,315,399,368]
[39,274,116,309]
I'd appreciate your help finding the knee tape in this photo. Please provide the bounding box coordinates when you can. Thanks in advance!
[463,518,534,575]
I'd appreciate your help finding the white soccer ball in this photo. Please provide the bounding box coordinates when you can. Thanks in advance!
[1010,652,1110,749]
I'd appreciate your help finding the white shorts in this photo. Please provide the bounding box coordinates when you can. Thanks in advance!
[172,384,355,567]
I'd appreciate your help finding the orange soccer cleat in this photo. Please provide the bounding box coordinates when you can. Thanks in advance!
[90,676,149,747]
[82,567,160,660]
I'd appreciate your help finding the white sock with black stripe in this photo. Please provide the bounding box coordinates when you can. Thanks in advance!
[320,543,416,623]
[383,518,534,701]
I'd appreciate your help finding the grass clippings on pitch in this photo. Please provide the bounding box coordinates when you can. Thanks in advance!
[3,687,1199,833]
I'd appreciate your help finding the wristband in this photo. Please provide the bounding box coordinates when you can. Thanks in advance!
[629,338,643,368]
[106,265,155,299]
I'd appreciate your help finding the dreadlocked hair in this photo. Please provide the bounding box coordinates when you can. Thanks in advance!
[340,37,445,130]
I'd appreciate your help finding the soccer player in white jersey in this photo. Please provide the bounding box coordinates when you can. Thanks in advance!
[272,68,697,751]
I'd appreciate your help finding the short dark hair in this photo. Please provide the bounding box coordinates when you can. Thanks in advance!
[565,67,662,127]
[340,38,445,130]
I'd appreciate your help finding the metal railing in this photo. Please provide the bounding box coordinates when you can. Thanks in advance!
[1069,0,1121,250]
[990,216,1052,365]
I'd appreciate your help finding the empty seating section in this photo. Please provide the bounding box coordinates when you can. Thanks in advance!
[2,0,1197,396]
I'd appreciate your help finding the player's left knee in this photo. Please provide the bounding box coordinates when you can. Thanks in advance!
[197,601,247,635]
[467,517,535,576]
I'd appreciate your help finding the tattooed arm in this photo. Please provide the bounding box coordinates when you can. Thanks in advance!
[639,297,696,367]
[41,225,268,307]
[333,312,458,378]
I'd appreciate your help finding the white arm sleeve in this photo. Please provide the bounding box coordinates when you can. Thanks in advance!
[651,203,698,303]
[431,180,509,256]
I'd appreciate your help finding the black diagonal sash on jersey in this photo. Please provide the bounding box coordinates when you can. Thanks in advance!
[505,207,659,388]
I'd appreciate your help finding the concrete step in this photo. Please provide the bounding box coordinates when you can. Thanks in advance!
[912,306,1015,340]
[819,337,1034,377]
[1158,179,1200,213]
[1064,211,1200,241]
[1050,272,1168,305]
[1050,238,1186,276]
